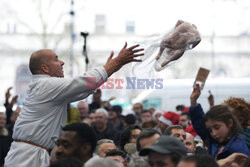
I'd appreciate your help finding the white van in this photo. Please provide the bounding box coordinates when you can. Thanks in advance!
[132,78,250,112]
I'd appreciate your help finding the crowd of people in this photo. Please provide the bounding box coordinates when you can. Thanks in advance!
[0,43,250,167]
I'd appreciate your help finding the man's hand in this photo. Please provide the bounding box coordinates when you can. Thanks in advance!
[5,87,13,100]
[106,51,114,64]
[104,42,144,76]
[217,153,248,167]
[190,84,201,106]
[10,95,18,106]
[108,96,116,102]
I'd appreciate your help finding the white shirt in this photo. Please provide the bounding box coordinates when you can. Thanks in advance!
[12,66,108,149]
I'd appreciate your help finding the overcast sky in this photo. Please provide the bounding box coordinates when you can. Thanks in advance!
[1,0,250,36]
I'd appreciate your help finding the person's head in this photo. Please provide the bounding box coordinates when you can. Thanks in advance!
[224,97,250,129]
[141,120,158,129]
[29,49,64,77]
[152,110,163,124]
[179,112,190,129]
[141,110,153,123]
[105,149,127,167]
[194,137,204,148]
[0,112,6,129]
[133,103,143,115]
[176,105,185,112]
[158,123,169,134]
[177,155,219,167]
[136,128,161,151]
[158,113,173,133]
[89,113,96,127]
[109,105,122,120]
[123,114,136,128]
[77,101,89,120]
[85,157,122,167]
[139,135,187,167]
[95,108,109,131]
[123,143,137,155]
[203,104,241,144]
[93,89,102,102]
[55,122,97,163]
[164,125,186,143]
[94,139,116,157]
[120,125,142,151]
[184,133,196,153]
[128,154,149,167]
[158,112,180,133]
[149,107,156,114]
[50,157,83,167]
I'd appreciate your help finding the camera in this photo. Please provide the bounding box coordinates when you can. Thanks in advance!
[80,32,89,37]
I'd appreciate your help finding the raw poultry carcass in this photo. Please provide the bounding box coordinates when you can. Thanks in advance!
[155,20,201,71]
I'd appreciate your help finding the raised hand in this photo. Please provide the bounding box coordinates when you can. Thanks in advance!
[190,84,201,106]
[108,96,116,101]
[10,95,18,106]
[106,51,114,64]
[5,87,13,100]
[217,153,248,167]
[116,42,144,64]
[104,42,144,76]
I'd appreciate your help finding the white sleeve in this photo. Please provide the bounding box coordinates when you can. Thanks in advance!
[46,66,108,103]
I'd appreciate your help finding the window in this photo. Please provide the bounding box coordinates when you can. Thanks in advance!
[143,98,161,109]
[126,20,135,34]
[95,14,106,34]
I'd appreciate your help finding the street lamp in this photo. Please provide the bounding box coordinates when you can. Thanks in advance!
[80,31,89,72]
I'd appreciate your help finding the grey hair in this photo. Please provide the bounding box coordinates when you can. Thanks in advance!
[94,139,114,156]
[85,157,122,167]
[129,153,149,167]
[95,108,109,118]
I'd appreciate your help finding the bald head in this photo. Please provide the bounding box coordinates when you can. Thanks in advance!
[77,101,89,119]
[184,132,196,153]
[29,49,53,74]
[29,49,64,77]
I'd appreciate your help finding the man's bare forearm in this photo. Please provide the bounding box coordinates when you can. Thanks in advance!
[104,58,122,77]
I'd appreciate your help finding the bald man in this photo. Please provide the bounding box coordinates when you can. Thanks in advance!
[184,132,196,154]
[5,43,143,167]
[77,101,89,120]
